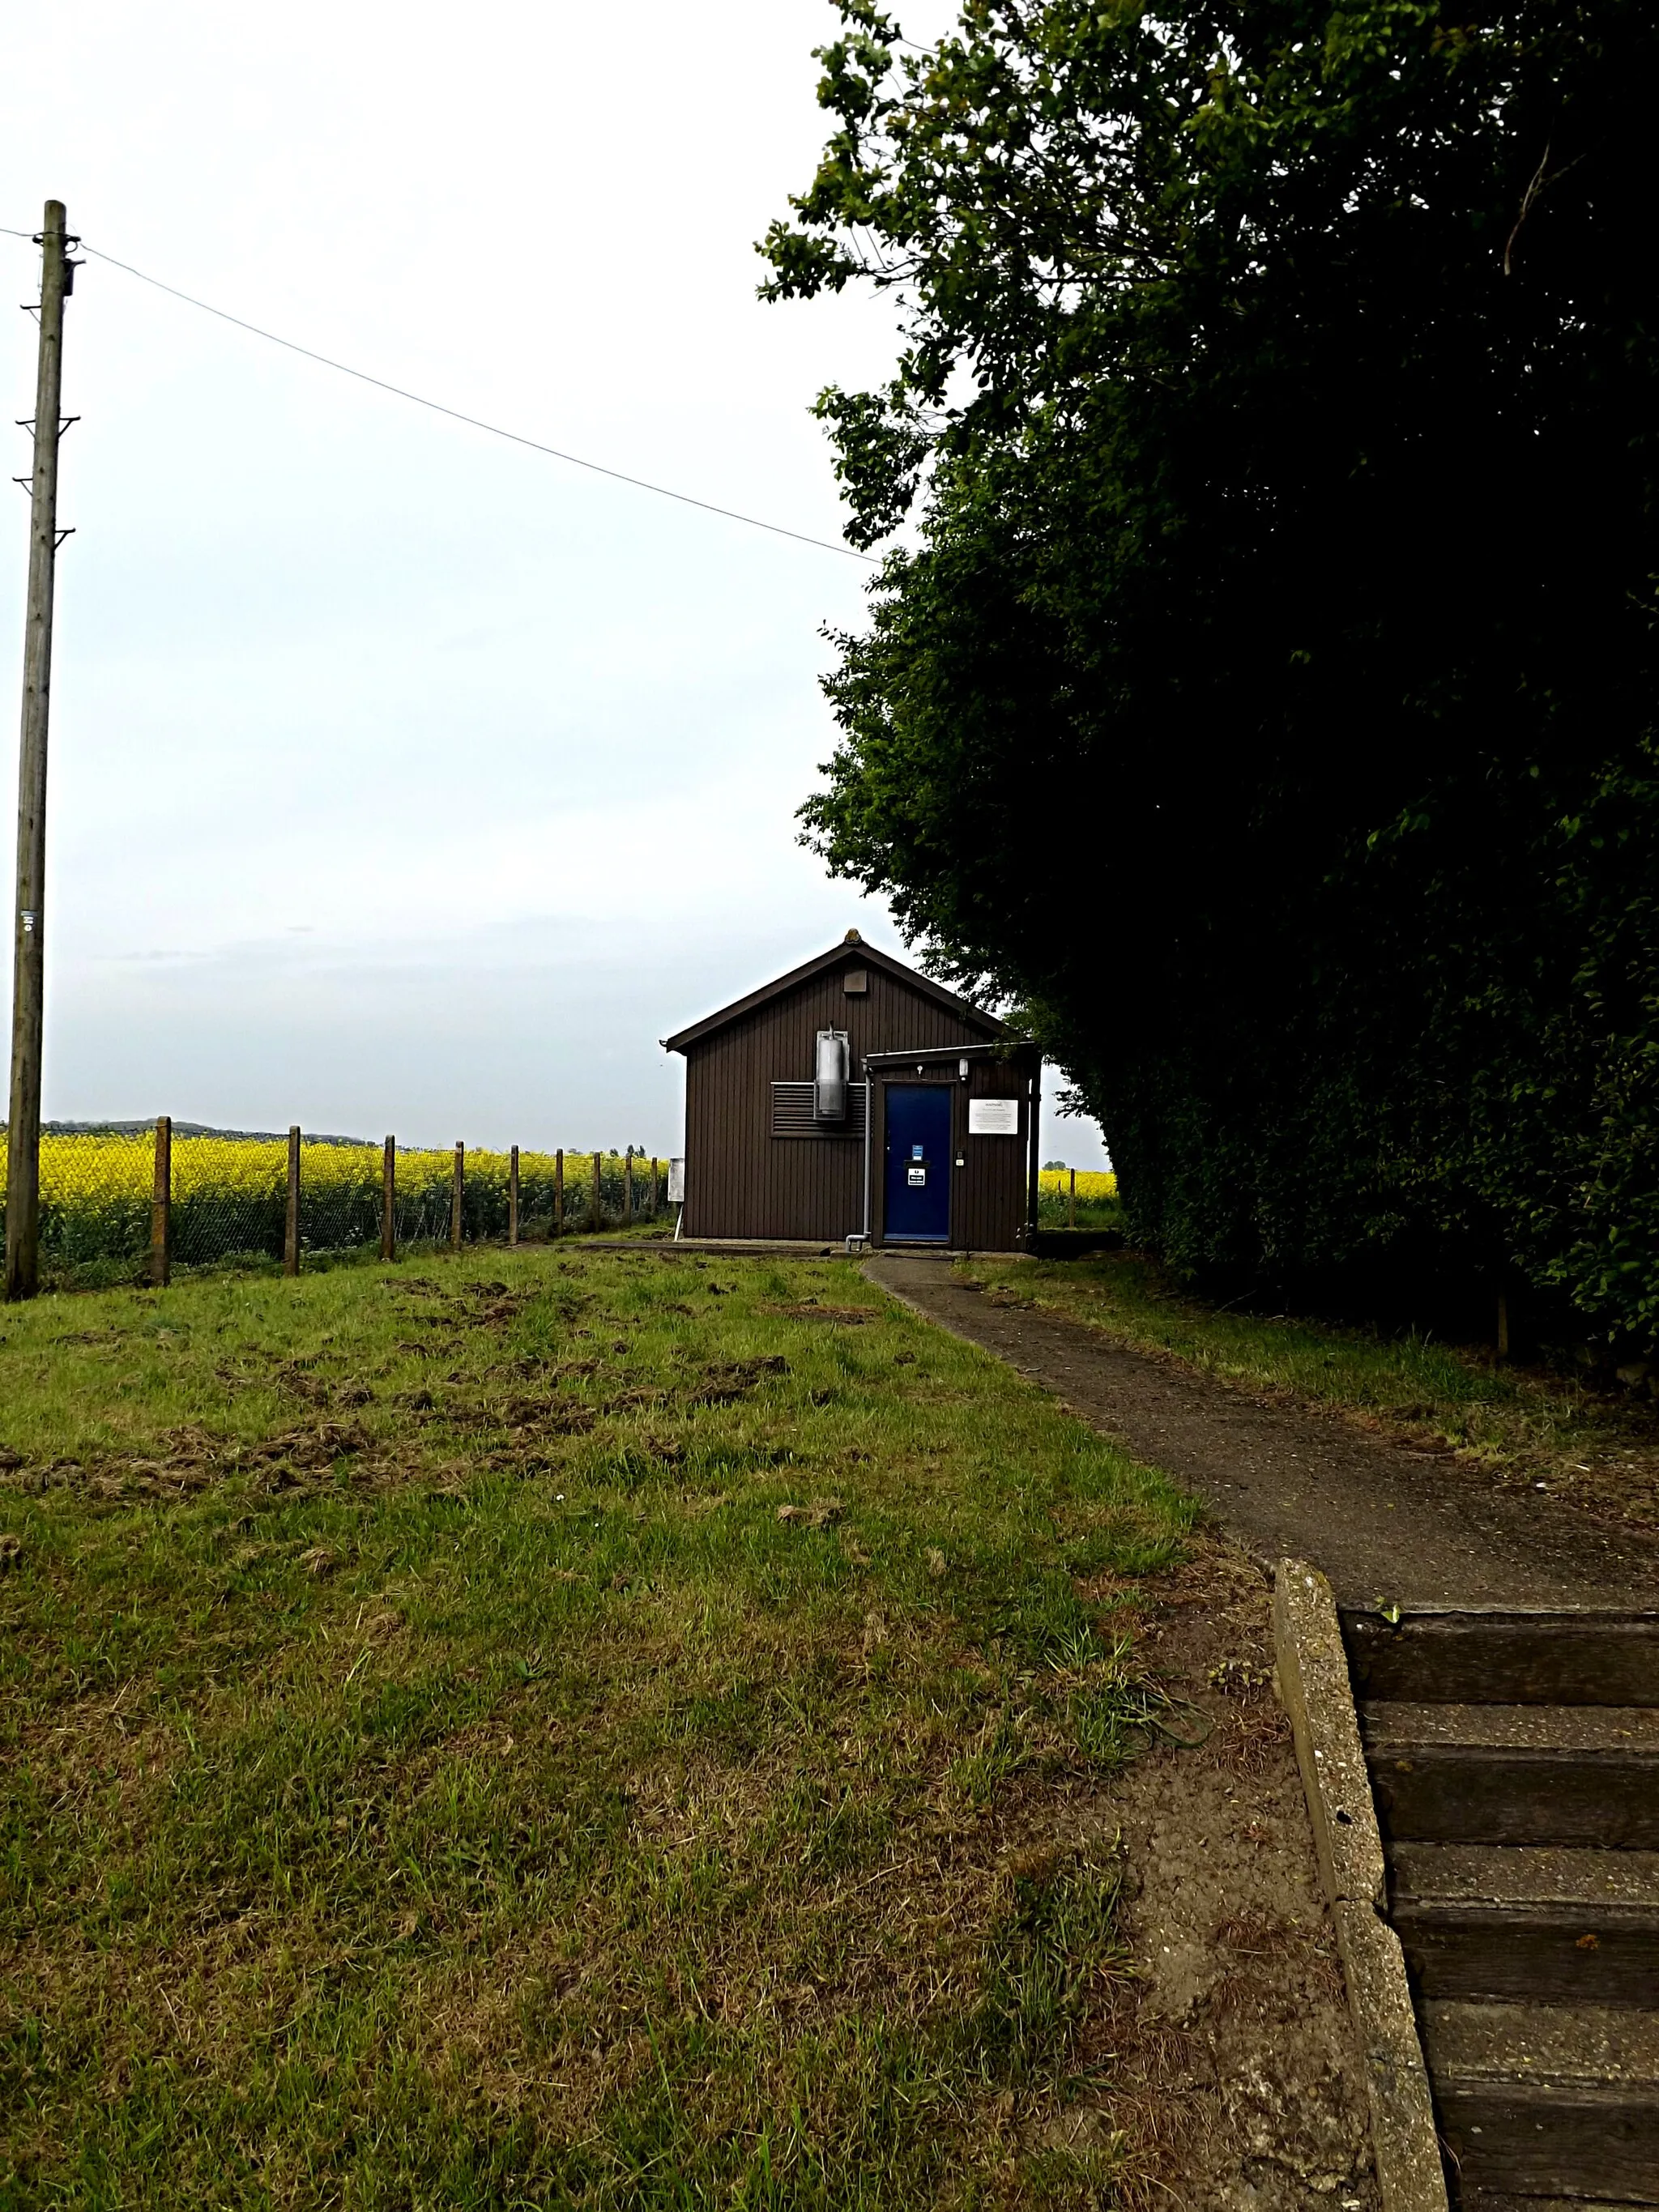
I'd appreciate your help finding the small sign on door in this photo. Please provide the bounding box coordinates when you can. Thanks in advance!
[968,1098,1020,1135]
[907,1166,927,1185]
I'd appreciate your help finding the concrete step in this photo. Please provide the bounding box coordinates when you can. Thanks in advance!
[1392,1843,1659,1910]
[1390,1843,1659,2005]
[1325,1600,1659,2206]
[1365,1702,1659,1750]
[1464,2201,1642,2210]
[1423,1999,1659,2088]
[1461,2199,1635,2210]
[1361,1702,1659,1848]
[1422,2001,1659,2202]
[1342,1608,1659,1707]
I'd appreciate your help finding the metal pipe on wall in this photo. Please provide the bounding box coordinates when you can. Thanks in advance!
[846,1076,873,1252]
[1026,1072,1041,1245]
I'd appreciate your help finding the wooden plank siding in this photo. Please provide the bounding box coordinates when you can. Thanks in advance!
[959,1058,1038,1252]
[675,945,1034,1247]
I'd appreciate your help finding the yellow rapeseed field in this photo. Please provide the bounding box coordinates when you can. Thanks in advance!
[3,1135,600,1211]
[1,1134,655,1281]
[1038,1167,1117,1201]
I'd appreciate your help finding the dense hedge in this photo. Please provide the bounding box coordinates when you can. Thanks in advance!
[1082,748,1659,1341]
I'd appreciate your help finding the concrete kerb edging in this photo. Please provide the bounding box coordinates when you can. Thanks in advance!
[1273,1559,1448,2212]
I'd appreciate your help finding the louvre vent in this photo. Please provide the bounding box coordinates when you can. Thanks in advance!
[770,1082,867,1140]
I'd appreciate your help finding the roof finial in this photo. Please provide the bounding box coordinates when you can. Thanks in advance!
[844,927,862,944]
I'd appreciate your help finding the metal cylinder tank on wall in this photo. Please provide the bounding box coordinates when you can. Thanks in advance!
[814,1029,850,1121]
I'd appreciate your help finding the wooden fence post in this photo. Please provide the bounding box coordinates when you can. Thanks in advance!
[555,1148,564,1236]
[1068,1168,1076,1229]
[151,1116,172,1288]
[624,1147,633,1226]
[591,1151,603,1233]
[650,1157,659,1219]
[510,1144,520,1247]
[284,1127,301,1276]
[382,1136,396,1262]
[451,1143,465,1252]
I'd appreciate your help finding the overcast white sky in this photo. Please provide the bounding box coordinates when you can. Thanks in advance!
[0,0,1107,1166]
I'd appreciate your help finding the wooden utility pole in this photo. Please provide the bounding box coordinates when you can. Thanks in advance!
[509,1144,519,1247]
[5,202,75,1302]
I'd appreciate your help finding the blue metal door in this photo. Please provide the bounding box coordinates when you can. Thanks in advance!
[883,1085,953,1243]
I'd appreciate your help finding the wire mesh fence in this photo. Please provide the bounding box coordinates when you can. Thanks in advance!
[35,1126,154,1288]
[0,1124,672,1293]
[1036,1167,1120,1230]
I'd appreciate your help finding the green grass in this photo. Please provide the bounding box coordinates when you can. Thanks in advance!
[962,1249,1658,1497]
[0,1248,1192,2209]
[1034,1196,1124,1235]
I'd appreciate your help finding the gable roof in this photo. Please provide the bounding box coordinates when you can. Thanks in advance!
[661,932,1008,1055]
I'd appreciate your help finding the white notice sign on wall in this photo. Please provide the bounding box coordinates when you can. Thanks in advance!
[968,1098,1020,1136]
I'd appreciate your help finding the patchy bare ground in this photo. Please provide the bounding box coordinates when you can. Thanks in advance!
[1085,1545,1380,2208]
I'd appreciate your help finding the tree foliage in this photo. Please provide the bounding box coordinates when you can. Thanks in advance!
[762,0,1659,1348]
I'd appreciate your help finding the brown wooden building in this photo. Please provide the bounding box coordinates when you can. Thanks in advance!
[662,932,1040,1249]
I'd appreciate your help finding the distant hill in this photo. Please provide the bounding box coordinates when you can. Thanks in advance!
[39,1120,372,1147]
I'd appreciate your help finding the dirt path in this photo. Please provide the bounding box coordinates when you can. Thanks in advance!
[866,1255,1659,1607]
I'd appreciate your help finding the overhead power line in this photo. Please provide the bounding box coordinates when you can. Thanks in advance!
[0,224,876,564]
